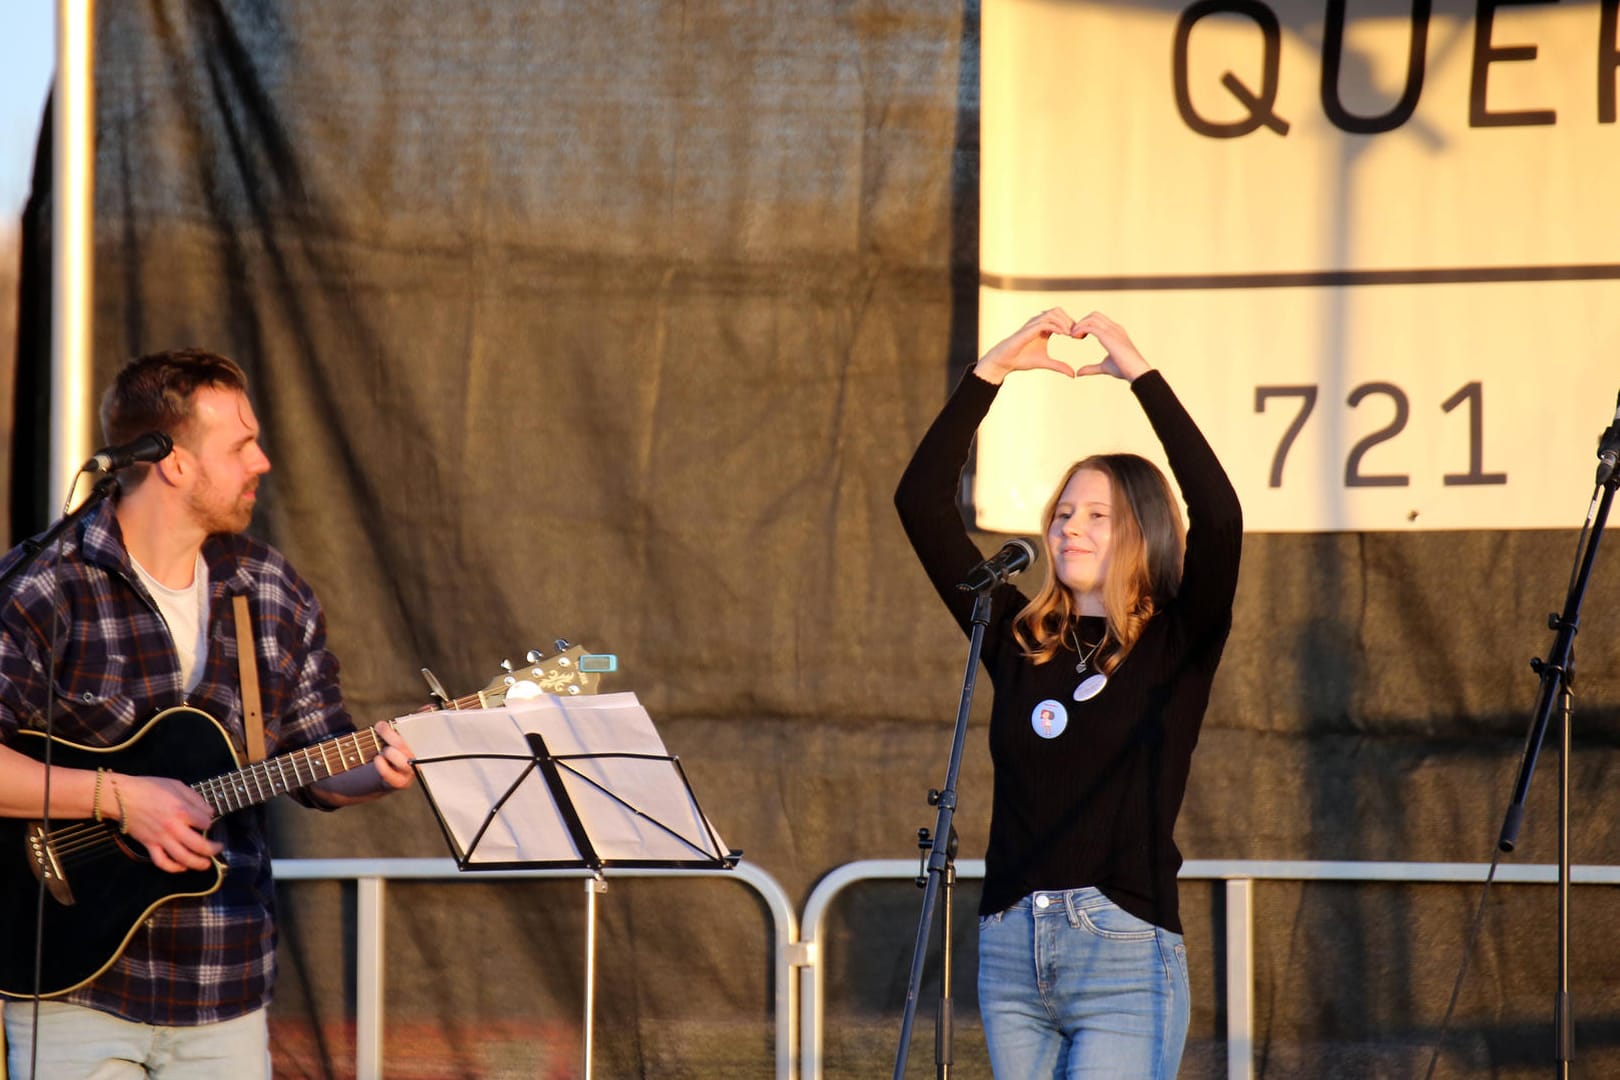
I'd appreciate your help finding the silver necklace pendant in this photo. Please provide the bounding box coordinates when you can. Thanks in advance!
[1068,623,1108,701]
[1071,634,1104,677]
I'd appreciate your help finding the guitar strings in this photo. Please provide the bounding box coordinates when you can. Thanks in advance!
[39,825,124,865]
[34,730,383,864]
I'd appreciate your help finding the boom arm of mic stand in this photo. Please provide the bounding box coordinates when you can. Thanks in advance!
[1498,473,1617,852]
[893,589,991,1080]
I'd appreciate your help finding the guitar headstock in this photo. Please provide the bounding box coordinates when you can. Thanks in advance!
[426,642,617,711]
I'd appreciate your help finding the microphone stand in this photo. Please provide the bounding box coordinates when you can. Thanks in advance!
[893,587,991,1080]
[1495,455,1619,1078]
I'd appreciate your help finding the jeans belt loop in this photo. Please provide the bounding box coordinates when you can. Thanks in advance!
[1062,889,1082,928]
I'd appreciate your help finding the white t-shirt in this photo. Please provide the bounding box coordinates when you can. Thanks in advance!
[131,553,210,694]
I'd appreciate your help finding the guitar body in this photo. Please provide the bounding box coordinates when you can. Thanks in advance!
[0,707,237,999]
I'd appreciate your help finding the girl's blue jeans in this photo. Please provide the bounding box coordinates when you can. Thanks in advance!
[977,886,1190,1079]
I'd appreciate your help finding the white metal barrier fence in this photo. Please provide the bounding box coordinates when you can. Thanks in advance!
[273,859,798,1079]
[267,858,1620,1079]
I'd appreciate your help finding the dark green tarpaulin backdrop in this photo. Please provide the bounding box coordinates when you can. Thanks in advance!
[8,2,1620,1076]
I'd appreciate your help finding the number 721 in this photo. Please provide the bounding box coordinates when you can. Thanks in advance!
[1254,382,1507,489]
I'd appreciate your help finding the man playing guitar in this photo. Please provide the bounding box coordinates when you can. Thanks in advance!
[0,350,415,1078]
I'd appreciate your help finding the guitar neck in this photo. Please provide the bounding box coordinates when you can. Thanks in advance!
[196,728,382,814]
[443,690,491,711]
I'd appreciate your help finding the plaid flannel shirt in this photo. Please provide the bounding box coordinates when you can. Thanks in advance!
[0,499,353,1026]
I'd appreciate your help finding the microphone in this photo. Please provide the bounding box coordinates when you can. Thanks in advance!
[83,432,174,473]
[1598,390,1620,486]
[957,537,1037,592]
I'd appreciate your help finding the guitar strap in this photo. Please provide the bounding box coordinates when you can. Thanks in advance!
[232,594,267,763]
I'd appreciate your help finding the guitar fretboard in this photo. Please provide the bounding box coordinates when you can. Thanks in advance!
[195,729,383,814]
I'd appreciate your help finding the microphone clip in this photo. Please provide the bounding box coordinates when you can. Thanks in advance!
[1595,389,1620,488]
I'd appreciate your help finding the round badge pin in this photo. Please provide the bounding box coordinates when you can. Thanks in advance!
[1074,673,1108,702]
[1031,698,1068,739]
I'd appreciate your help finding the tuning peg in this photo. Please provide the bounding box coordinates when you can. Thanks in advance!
[554,638,571,653]
[500,658,514,673]
[526,649,543,663]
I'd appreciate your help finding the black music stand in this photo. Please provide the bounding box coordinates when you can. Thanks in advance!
[394,692,739,1078]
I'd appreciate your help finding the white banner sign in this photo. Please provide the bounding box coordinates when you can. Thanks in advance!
[977,0,1620,533]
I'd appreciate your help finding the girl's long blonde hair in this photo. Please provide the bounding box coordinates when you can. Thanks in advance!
[1013,454,1187,672]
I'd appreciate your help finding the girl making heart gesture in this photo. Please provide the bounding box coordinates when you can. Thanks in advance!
[895,308,1243,1078]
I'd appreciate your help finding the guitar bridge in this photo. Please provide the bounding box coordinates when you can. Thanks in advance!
[25,822,76,905]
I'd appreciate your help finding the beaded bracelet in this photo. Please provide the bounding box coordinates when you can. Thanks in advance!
[92,767,105,823]
[110,775,129,835]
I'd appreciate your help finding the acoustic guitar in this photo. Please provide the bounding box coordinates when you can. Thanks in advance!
[0,643,609,999]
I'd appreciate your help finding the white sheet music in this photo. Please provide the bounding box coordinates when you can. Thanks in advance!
[393,692,728,867]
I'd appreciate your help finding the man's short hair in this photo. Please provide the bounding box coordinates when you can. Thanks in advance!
[100,348,249,447]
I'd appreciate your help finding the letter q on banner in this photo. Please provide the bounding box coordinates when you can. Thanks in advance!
[975,0,1619,533]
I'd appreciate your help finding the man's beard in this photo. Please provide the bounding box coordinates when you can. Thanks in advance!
[188,478,256,534]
